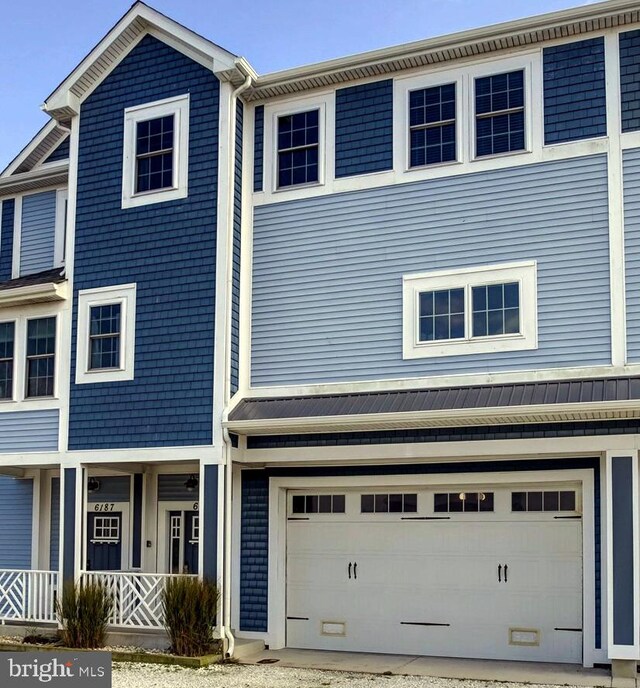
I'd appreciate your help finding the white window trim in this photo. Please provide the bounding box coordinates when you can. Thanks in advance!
[395,53,538,182]
[121,94,190,209]
[54,189,68,268]
[263,93,334,200]
[76,284,136,384]
[402,260,537,359]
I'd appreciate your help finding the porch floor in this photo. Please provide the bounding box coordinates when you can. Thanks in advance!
[240,648,614,687]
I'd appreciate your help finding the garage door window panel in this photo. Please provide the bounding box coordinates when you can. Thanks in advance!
[361,493,417,513]
[511,490,577,512]
[292,494,345,514]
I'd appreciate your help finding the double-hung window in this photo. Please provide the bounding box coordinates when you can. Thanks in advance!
[403,262,537,358]
[26,317,56,398]
[89,304,121,370]
[76,284,136,384]
[475,70,525,157]
[122,95,189,209]
[409,83,456,167]
[277,110,320,188]
[0,322,15,401]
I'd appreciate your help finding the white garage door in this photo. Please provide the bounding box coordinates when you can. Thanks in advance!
[286,483,582,663]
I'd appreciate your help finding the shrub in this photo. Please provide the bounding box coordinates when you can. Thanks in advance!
[162,576,219,656]
[56,581,113,648]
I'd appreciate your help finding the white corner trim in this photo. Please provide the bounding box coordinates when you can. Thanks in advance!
[121,94,190,209]
[75,283,136,384]
[54,189,68,268]
[402,260,537,359]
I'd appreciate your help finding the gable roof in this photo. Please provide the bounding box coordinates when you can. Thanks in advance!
[42,1,252,121]
[1,120,69,177]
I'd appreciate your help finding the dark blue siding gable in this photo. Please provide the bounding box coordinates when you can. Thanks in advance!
[69,35,218,450]
[543,38,606,144]
[0,199,14,282]
[87,476,131,503]
[335,79,393,177]
[0,477,32,569]
[253,105,264,192]
[231,100,243,395]
[43,137,70,163]
[621,30,640,133]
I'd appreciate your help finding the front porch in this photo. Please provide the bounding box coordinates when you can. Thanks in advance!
[0,460,221,633]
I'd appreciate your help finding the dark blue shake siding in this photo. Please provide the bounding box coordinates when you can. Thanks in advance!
[543,38,606,144]
[620,30,640,133]
[69,35,218,449]
[44,137,70,163]
[253,105,264,192]
[0,199,14,282]
[335,79,393,177]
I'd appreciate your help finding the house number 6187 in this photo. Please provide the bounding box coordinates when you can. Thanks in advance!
[94,503,115,512]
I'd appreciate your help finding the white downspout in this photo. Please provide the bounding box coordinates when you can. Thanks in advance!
[219,69,252,660]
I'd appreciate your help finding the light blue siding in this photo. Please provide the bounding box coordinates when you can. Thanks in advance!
[0,477,33,569]
[50,477,60,571]
[624,148,640,361]
[20,191,57,276]
[252,155,611,385]
[0,410,58,453]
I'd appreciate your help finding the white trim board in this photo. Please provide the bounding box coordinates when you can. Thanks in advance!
[259,468,597,665]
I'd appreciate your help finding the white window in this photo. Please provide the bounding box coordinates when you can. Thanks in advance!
[263,94,332,197]
[402,261,537,359]
[121,94,190,209]
[76,284,136,384]
[191,516,199,543]
[93,516,120,542]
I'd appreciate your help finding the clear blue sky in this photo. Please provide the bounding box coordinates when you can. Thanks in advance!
[0,0,599,170]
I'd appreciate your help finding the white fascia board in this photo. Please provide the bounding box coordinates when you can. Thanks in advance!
[225,399,640,435]
[254,0,639,91]
[1,120,62,178]
[0,281,69,308]
[0,163,69,197]
[43,2,241,116]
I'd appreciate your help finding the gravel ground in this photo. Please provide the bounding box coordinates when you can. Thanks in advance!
[111,662,581,688]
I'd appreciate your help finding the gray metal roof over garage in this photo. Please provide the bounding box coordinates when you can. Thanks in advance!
[228,376,640,426]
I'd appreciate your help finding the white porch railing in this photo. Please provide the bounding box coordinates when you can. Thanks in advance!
[82,571,196,630]
[0,570,59,623]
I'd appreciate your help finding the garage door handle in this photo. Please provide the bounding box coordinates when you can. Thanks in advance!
[504,564,508,582]
[498,564,502,582]
[348,562,352,579]
[354,562,357,580]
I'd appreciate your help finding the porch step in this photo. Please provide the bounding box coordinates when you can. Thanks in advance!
[232,636,265,660]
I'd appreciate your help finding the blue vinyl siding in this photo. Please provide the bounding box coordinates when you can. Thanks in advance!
[231,101,243,395]
[43,137,70,163]
[87,476,131,503]
[0,477,33,569]
[620,30,640,133]
[254,105,264,192]
[335,79,393,178]
[20,191,57,276]
[0,409,58,453]
[543,38,607,144]
[623,148,640,360]
[158,474,198,501]
[50,477,60,571]
[239,458,601,642]
[0,199,14,281]
[252,155,611,385]
[68,35,218,450]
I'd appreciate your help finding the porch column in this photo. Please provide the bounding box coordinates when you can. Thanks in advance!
[60,465,83,584]
[131,473,144,569]
[199,463,219,581]
[606,450,640,668]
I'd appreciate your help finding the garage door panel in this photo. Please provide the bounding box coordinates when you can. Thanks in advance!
[286,483,583,664]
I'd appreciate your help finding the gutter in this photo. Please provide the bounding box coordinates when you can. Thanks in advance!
[219,63,252,660]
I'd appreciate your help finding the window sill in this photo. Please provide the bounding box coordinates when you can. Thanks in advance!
[274,180,323,194]
[406,332,535,359]
[122,185,187,209]
[472,148,530,162]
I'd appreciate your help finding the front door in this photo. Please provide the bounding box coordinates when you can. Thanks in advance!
[168,510,199,574]
[86,512,122,571]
